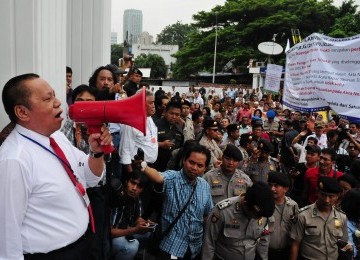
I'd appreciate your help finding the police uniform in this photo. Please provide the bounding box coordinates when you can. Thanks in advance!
[203,168,253,204]
[243,139,277,183]
[243,159,277,183]
[199,120,223,169]
[268,197,298,257]
[289,177,348,260]
[202,182,275,260]
[202,197,269,260]
[267,171,299,259]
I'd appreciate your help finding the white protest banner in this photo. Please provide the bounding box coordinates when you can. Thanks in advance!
[264,64,283,93]
[283,33,360,122]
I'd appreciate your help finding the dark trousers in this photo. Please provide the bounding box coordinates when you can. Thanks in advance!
[87,186,110,260]
[268,247,290,260]
[24,230,93,260]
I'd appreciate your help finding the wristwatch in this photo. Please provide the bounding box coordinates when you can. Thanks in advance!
[141,161,147,171]
[89,150,104,158]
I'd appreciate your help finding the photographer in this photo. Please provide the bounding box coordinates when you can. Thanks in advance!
[110,171,155,260]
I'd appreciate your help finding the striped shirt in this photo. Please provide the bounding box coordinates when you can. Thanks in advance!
[159,169,213,258]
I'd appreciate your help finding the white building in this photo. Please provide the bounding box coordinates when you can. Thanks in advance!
[0,0,112,130]
[137,32,153,45]
[131,44,179,73]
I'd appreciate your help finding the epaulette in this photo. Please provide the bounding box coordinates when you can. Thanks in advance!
[217,199,232,210]
[334,206,345,214]
[298,205,311,212]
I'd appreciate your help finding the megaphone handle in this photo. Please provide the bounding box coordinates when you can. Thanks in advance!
[87,125,115,154]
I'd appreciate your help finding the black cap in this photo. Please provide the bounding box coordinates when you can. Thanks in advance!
[268,171,290,187]
[128,67,143,76]
[223,144,242,161]
[245,182,275,218]
[227,124,240,134]
[305,145,321,154]
[240,133,253,147]
[203,119,218,130]
[318,176,342,194]
[181,99,191,107]
[258,139,274,153]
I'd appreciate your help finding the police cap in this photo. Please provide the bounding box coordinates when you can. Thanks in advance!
[258,139,274,153]
[227,124,240,134]
[128,67,143,76]
[268,171,290,187]
[203,119,218,130]
[318,176,342,194]
[223,144,242,161]
[245,182,275,218]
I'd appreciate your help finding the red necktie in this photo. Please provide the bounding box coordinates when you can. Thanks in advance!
[49,137,95,233]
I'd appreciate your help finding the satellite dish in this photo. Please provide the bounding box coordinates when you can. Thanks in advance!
[258,42,283,55]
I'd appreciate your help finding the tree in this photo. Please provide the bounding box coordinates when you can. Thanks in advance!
[157,21,195,48]
[172,0,360,79]
[111,44,123,65]
[134,54,167,79]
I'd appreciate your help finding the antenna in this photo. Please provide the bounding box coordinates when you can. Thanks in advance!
[257,42,283,64]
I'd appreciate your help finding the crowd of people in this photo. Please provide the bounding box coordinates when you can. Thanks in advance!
[1,60,360,260]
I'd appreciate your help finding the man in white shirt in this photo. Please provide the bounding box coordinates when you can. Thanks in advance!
[0,74,112,260]
[303,121,328,149]
[193,91,204,106]
[119,90,158,174]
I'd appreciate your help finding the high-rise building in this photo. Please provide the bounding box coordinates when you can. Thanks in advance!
[123,9,143,45]
[111,32,118,45]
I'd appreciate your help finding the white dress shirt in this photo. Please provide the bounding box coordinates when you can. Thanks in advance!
[119,116,158,164]
[0,125,102,259]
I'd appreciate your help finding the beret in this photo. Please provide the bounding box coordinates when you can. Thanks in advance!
[223,144,242,161]
[268,171,290,187]
[245,182,275,218]
[318,176,342,194]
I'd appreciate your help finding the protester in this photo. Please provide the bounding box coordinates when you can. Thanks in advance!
[0,73,112,259]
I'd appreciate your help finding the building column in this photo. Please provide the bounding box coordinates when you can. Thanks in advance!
[66,0,111,88]
[0,0,67,129]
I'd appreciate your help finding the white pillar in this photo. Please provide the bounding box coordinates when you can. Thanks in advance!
[0,0,67,129]
[66,0,112,88]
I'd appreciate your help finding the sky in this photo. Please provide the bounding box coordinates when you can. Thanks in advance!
[111,0,359,43]
[111,0,226,43]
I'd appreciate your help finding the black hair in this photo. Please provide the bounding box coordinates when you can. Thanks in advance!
[2,73,39,123]
[165,101,182,112]
[202,106,211,116]
[307,136,318,145]
[125,169,149,188]
[155,94,169,109]
[321,147,337,161]
[183,144,211,167]
[88,66,118,87]
[341,188,360,221]
[192,110,203,121]
[326,129,338,140]
[338,174,359,189]
[71,84,97,104]
[66,66,72,74]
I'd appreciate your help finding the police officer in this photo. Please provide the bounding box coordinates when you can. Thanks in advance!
[200,119,223,169]
[123,67,143,97]
[289,176,350,260]
[221,124,241,148]
[202,182,275,260]
[243,139,277,183]
[267,171,298,259]
[204,144,253,204]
